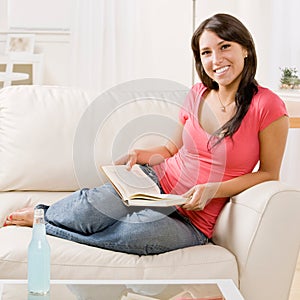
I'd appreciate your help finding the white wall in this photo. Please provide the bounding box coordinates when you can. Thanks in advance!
[133,0,193,88]
[0,32,71,85]
[0,0,194,89]
[0,0,299,91]
[0,0,72,86]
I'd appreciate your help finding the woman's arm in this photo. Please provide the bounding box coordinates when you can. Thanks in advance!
[183,116,289,210]
[115,123,184,169]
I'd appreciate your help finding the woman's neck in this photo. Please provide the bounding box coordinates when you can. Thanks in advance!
[217,87,237,107]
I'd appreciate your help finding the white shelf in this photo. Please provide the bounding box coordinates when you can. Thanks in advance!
[277,90,300,101]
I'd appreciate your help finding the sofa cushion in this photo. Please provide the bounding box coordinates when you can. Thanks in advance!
[0,191,238,285]
[0,85,90,191]
[0,226,238,284]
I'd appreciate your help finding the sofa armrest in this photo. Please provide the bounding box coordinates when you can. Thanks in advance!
[213,181,300,300]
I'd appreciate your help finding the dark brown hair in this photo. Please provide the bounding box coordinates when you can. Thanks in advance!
[191,13,258,147]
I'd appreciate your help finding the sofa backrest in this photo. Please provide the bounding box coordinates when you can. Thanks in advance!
[0,85,90,191]
[0,79,188,191]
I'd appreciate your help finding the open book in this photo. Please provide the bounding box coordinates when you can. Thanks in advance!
[101,164,187,207]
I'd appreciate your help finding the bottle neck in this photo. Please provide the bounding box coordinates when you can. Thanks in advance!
[32,222,46,238]
[32,208,46,238]
[33,214,45,225]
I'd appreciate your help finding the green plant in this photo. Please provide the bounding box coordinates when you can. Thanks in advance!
[280,67,300,89]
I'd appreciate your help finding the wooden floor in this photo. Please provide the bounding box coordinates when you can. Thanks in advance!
[289,253,300,300]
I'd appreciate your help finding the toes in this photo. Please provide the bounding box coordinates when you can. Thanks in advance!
[2,207,35,228]
[8,212,24,221]
[9,208,33,221]
[4,219,30,227]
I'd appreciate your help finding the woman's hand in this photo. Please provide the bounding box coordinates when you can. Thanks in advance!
[114,150,138,170]
[182,183,219,210]
[114,144,179,171]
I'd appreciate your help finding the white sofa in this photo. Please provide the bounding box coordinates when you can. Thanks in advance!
[0,81,299,300]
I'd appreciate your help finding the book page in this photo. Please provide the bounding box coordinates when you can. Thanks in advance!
[101,165,160,199]
[129,193,185,201]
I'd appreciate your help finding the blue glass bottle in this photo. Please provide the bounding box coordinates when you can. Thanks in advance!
[27,208,51,295]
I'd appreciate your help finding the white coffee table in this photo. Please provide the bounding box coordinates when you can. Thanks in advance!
[0,279,244,299]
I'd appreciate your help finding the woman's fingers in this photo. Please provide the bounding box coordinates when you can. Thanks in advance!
[114,154,129,165]
[182,185,208,211]
[114,150,138,170]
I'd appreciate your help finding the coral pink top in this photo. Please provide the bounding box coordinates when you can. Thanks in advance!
[153,83,287,238]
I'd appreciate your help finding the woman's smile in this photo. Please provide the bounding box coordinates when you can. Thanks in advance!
[214,65,230,75]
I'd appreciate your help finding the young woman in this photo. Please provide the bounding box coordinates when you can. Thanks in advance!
[4,14,288,255]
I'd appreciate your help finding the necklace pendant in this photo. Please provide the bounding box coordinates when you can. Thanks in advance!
[221,106,226,112]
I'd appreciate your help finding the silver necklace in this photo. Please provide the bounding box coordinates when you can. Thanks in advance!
[217,92,235,112]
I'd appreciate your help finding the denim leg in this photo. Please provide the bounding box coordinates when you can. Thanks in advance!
[93,209,208,255]
[43,206,207,255]
[35,168,209,255]
[41,183,131,234]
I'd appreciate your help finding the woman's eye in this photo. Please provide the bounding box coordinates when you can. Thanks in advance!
[201,50,211,56]
[221,44,231,50]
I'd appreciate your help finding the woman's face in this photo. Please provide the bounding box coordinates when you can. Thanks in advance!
[199,30,248,90]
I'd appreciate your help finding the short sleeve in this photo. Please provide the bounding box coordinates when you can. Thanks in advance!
[256,88,288,131]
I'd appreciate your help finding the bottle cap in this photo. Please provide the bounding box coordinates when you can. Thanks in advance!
[34,208,44,219]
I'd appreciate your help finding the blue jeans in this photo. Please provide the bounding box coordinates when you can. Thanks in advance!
[37,165,208,255]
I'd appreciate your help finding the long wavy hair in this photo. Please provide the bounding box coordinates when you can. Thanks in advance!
[191,13,258,148]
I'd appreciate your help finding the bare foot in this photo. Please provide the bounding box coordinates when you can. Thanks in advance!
[3,207,34,227]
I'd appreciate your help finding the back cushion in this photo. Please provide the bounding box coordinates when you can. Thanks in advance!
[0,80,188,191]
[72,79,188,189]
[0,85,90,191]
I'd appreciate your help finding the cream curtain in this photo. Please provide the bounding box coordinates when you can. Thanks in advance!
[269,0,300,89]
[69,0,139,98]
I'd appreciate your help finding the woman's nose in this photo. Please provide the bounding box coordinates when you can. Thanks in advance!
[212,51,223,64]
